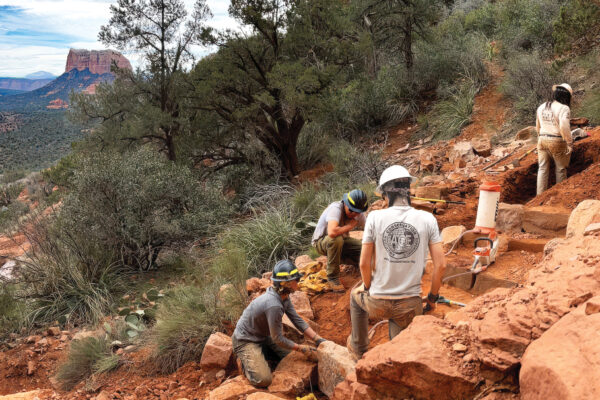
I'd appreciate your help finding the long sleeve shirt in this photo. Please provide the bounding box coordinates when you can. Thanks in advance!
[233,287,309,349]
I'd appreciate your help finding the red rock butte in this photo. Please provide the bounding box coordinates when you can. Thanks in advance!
[65,49,132,75]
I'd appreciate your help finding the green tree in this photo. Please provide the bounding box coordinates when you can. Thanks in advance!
[72,0,212,161]
[190,0,357,178]
[353,0,444,76]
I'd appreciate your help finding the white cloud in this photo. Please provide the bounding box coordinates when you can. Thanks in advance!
[0,0,237,77]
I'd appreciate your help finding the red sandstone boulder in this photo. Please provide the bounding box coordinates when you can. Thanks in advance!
[318,341,357,398]
[520,301,600,400]
[208,376,258,400]
[355,316,479,400]
[246,277,271,294]
[65,49,132,75]
[522,205,570,235]
[332,372,376,400]
[441,225,466,251]
[268,352,317,396]
[289,291,314,320]
[566,199,600,237]
[496,203,524,232]
[471,137,492,157]
[200,332,233,371]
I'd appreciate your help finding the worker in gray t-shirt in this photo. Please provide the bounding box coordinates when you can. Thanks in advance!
[311,189,368,292]
[347,165,447,360]
[232,260,328,388]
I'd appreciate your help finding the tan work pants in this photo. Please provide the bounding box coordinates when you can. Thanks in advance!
[349,288,422,357]
[232,335,290,388]
[314,235,362,280]
[537,139,571,195]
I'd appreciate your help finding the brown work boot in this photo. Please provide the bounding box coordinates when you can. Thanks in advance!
[326,278,345,292]
[346,335,360,362]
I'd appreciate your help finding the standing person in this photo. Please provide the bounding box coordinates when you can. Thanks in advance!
[312,189,369,292]
[346,165,446,360]
[536,83,574,195]
[232,260,328,388]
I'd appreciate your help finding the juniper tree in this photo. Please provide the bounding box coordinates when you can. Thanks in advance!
[189,0,357,178]
[71,0,212,161]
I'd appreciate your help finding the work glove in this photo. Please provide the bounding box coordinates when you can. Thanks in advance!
[297,344,319,362]
[314,336,328,346]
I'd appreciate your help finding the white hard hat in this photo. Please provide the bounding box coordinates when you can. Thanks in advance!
[552,83,573,96]
[376,165,416,194]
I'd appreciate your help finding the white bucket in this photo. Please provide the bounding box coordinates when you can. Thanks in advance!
[475,181,501,233]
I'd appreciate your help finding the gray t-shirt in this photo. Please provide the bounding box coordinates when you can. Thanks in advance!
[233,287,309,349]
[362,206,441,299]
[311,201,367,245]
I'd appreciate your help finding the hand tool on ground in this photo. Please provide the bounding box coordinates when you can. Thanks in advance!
[482,144,523,171]
[411,196,466,205]
[423,295,467,312]
[436,295,466,307]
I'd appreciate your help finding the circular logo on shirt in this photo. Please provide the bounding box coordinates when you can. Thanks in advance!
[382,222,420,260]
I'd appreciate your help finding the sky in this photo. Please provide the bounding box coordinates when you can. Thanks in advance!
[0,0,236,77]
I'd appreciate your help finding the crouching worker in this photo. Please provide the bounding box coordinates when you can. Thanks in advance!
[347,165,446,360]
[232,260,327,388]
[312,189,368,292]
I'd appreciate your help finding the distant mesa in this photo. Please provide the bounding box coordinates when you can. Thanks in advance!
[47,99,68,110]
[25,71,57,80]
[66,49,132,75]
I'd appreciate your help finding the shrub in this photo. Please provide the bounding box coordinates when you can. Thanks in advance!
[17,215,122,326]
[414,19,488,91]
[420,79,479,142]
[58,148,232,271]
[462,0,561,54]
[297,123,334,170]
[573,88,600,126]
[220,206,309,275]
[328,140,386,185]
[56,336,119,390]
[0,284,27,339]
[553,0,600,53]
[501,51,562,120]
[151,283,244,373]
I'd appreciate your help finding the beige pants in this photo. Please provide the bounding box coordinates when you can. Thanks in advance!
[349,288,422,357]
[537,139,571,195]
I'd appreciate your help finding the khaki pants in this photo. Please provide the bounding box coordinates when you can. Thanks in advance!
[349,288,422,357]
[537,139,571,195]
[232,335,290,388]
[314,235,362,279]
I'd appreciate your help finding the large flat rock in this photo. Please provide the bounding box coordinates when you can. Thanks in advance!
[355,316,479,400]
[318,341,356,398]
[520,298,600,400]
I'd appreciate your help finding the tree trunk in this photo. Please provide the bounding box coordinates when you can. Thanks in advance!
[403,16,413,80]
[166,132,176,161]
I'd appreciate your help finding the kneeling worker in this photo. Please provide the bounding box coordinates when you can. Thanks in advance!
[347,165,446,360]
[312,189,369,291]
[232,260,327,388]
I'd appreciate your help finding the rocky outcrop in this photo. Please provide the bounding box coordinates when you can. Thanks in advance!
[335,221,600,399]
[65,49,132,75]
[520,297,600,400]
[46,99,68,109]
